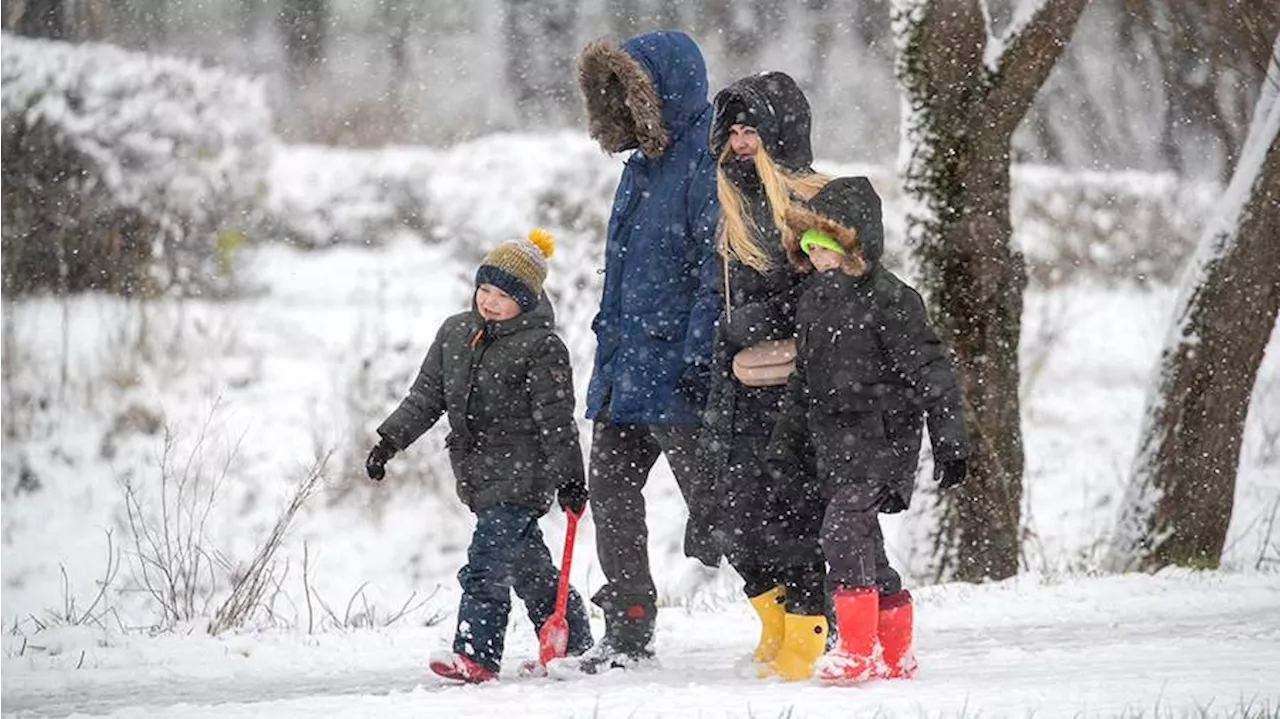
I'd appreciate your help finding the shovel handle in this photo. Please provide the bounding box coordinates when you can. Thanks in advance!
[553,510,580,616]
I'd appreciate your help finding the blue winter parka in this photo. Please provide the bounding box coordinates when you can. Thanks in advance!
[581,30,722,426]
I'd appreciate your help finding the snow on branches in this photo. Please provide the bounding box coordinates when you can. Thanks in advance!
[2,34,274,296]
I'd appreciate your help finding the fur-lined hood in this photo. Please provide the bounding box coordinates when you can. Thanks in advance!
[710,71,813,172]
[578,30,709,159]
[783,176,884,272]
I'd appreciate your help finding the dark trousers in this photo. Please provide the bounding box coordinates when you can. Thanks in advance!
[588,420,719,612]
[722,432,826,615]
[454,505,592,671]
[819,483,903,595]
[737,561,828,616]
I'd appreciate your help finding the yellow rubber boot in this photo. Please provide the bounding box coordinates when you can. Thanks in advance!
[748,586,787,664]
[764,614,829,681]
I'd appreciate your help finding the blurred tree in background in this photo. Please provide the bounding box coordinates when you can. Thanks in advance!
[1,0,1272,178]
[10,0,63,39]
[503,0,581,127]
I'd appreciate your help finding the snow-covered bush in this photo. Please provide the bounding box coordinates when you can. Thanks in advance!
[1013,167,1219,286]
[266,138,1215,291]
[264,145,437,249]
[1,35,274,297]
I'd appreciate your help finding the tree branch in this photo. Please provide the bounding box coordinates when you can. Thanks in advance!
[984,0,1091,139]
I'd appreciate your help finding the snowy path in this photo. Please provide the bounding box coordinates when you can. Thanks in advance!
[4,572,1279,718]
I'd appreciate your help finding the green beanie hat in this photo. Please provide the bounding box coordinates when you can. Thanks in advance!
[799,228,846,257]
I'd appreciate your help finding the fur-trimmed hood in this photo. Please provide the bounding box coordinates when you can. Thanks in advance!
[710,71,813,172]
[578,30,709,159]
[782,176,884,271]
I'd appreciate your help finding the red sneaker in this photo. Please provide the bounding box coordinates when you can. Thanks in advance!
[429,652,498,683]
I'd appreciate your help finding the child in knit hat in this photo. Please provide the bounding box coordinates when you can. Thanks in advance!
[366,229,594,683]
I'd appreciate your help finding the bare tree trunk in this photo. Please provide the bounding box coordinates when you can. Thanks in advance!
[1108,35,1280,572]
[12,0,65,38]
[277,0,328,86]
[67,0,109,40]
[853,0,893,59]
[655,0,682,28]
[503,0,580,126]
[608,0,642,39]
[377,1,417,144]
[608,0,684,38]
[1136,0,1280,182]
[805,0,835,105]
[236,0,261,45]
[894,0,1089,583]
[101,0,166,50]
[704,0,786,80]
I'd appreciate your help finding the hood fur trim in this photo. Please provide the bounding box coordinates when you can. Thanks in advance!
[579,39,668,158]
[782,207,866,275]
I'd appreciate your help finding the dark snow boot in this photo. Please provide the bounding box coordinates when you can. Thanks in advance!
[550,598,656,677]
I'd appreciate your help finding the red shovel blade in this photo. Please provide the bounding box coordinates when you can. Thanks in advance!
[537,614,570,666]
[537,509,581,667]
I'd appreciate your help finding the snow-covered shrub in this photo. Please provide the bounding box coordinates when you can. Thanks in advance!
[1,35,274,297]
[264,145,437,249]
[264,138,1217,291]
[1013,167,1219,286]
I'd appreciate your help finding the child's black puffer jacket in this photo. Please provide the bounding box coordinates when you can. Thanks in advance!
[775,177,969,512]
[377,298,584,513]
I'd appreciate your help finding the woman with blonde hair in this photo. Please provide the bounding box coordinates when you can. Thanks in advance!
[702,71,830,682]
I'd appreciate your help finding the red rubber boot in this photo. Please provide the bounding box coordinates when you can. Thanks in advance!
[814,586,879,684]
[877,589,919,679]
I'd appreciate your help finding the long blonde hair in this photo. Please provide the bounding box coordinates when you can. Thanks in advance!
[717,146,829,272]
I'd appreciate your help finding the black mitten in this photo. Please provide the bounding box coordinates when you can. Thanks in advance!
[365,439,397,481]
[935,458,967,490]
[557,481,589,514]
[675,362,712,409]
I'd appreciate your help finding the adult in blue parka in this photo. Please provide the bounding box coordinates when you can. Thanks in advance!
[570,30,722,674]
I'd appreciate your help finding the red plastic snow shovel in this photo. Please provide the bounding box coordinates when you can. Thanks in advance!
[537,509,581,667]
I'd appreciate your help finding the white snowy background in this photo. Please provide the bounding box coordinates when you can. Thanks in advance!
[3,32,1280,719]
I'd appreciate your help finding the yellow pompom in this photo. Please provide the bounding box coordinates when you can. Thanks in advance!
[528,227,555,258]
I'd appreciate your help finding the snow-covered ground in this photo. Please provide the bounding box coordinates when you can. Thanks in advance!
[3,135,1279,717]
[3,572,1278,717]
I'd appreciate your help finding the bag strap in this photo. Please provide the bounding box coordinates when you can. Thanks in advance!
[722,248,732,326]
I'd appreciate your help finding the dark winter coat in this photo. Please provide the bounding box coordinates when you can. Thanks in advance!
[773,177,969,512]
[700,71,824,566]
[709,71,816,357]
[376,298,584,514]
[579,30,721,426]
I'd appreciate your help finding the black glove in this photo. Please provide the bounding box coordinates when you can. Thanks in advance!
[763,439,794,477]
[557,481,589,514]
[675,361,712,409]
[935,458,967,490]
[365,439,396,481]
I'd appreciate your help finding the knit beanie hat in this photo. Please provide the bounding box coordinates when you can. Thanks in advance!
[799,228,846,257]
[475,228,555,312]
